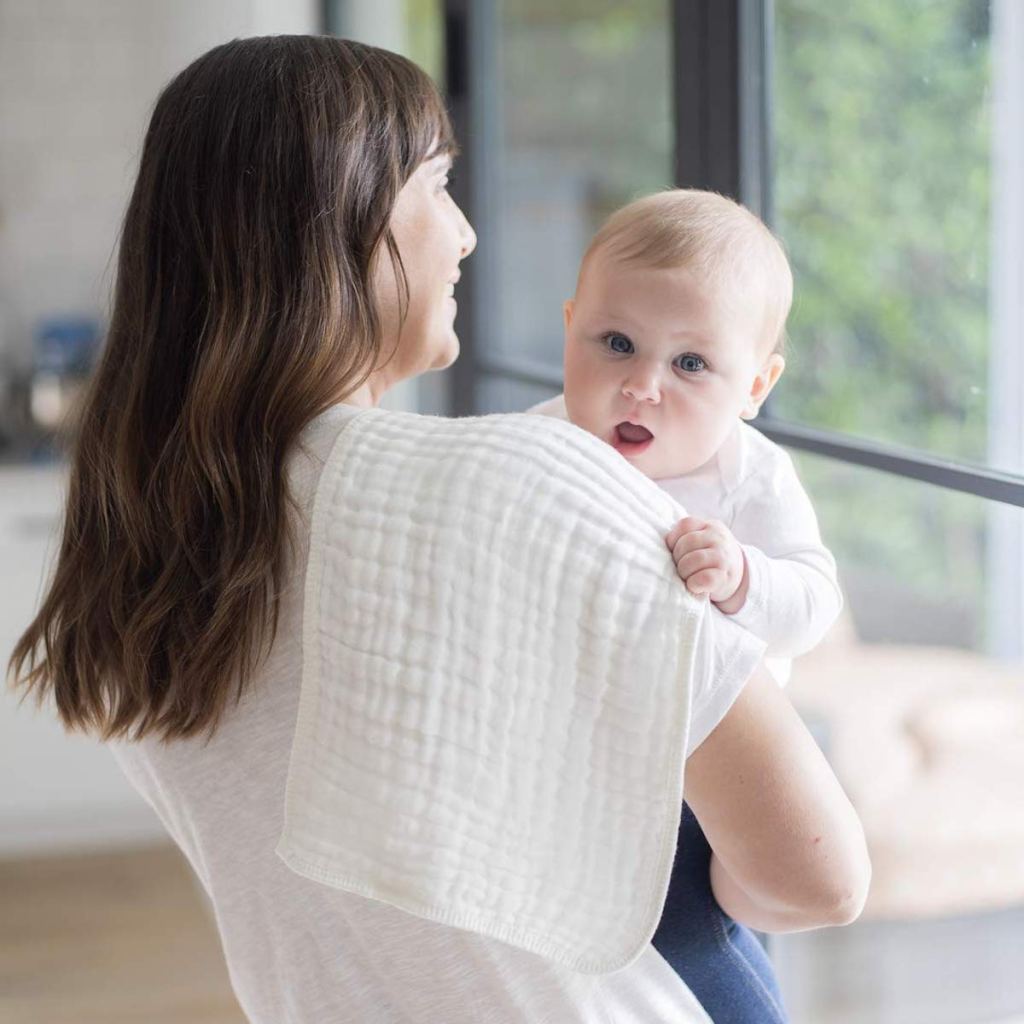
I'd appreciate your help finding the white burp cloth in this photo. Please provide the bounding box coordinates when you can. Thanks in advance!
[277,407,705,974]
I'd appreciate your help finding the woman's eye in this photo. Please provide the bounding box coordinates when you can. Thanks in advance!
[604,333,633,354]
[676,353,706,373]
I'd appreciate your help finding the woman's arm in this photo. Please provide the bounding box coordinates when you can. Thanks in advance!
[684,662,871,933]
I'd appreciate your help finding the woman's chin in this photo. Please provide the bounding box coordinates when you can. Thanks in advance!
[428,333,460,371]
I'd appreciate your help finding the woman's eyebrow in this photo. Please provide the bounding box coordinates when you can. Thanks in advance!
[424,147,453,167]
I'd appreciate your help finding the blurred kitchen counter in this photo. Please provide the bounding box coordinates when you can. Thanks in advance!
[1,460,165,857]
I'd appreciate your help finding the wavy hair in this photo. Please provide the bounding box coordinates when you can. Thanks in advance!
[7,35,455,742]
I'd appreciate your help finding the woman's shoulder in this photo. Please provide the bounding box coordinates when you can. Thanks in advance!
[288,403,372,513]
[312,403,662,502]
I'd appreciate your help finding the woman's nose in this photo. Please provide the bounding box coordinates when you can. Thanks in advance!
[457,205,477,258]
[622,367,661,404]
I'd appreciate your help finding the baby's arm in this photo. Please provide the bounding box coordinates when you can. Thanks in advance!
[666,454,842,659]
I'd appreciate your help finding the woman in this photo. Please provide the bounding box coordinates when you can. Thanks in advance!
[8,36,869,1023]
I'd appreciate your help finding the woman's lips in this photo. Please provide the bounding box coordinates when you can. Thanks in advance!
[612,421,654,456]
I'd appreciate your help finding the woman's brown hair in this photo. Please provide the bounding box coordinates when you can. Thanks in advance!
[7,35,455,742]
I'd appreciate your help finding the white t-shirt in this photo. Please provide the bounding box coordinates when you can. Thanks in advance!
[528,395,842,682]
[109,403,764,1024]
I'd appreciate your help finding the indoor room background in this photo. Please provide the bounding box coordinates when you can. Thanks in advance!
[1,2,1022,1022]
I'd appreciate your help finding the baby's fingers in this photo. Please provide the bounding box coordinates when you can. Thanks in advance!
[686,568,721,596]
[673,546,718,580]
[671,531,716,567]
[665,516,707,550]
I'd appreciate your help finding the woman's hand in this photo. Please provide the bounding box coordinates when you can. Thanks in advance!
[666,516,749,612]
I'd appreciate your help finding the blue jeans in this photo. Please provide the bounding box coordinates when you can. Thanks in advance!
[652,804,789,1023]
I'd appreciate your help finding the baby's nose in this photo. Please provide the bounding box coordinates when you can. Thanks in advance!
[622,369,661,403]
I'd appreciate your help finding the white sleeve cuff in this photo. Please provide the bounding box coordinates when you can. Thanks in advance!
[722,543,772,641]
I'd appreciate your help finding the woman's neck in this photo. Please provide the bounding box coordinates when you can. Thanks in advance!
[339,370,394,408]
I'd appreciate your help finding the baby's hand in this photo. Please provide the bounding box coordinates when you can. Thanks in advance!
[665,517,748,611]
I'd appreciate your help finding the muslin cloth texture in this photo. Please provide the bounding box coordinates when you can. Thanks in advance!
[276,407,705,974]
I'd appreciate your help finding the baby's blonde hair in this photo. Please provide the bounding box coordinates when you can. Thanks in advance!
[580,189,794,356]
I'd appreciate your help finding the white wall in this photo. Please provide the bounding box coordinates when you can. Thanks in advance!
[0,0,318,373]
[0,0,319,858]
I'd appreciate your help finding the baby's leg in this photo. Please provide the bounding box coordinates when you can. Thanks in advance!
[652,803,789,1023]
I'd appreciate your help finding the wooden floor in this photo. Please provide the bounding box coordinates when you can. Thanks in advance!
[9,846,1024,1024]
[0,843,246,1024]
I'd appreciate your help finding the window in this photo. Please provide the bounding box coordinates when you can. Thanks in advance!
[446,2,1024,1019]
[771,1,1024,663]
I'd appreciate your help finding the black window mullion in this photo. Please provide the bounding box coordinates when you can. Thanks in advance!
[738,0,773,222]
[672,0,742,198]
[444,0,480,415]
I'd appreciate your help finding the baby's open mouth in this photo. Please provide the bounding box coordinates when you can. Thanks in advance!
[612,422,654,456]
[615,422,654,444]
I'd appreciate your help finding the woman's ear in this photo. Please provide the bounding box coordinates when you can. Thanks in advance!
[741,353,785,420]
[563,298,575,332]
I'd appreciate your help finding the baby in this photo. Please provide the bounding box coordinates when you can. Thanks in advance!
[529,189,842,684]
[529,188,842,1023]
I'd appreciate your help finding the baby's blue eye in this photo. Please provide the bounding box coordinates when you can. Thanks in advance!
[605,333,633,354]
[676,353,706,373]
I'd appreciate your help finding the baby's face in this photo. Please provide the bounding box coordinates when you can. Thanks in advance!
[562,252,782,479]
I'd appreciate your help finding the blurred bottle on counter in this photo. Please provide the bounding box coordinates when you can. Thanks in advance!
[0,290,30,460]
[28,316,100,459]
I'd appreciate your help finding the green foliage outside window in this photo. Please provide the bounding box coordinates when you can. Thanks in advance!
[772,1,994,645]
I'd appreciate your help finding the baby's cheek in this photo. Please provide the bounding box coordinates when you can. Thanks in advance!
[563,391,603,438]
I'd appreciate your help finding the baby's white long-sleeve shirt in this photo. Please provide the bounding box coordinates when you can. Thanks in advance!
[528,395,843,678]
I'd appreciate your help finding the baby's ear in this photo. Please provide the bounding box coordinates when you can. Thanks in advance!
[563,298,575,332]
[741,353,785,420]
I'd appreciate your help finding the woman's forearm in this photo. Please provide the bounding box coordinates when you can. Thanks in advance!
[685,662,872,933]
